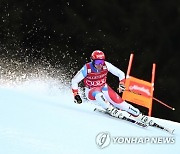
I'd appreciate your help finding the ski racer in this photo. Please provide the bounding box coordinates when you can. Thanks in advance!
[71,50,151,124]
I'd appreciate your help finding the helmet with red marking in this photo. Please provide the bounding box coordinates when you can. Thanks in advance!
[91,50,105,60]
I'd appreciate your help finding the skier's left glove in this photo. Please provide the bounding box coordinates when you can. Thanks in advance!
[72,89,82,104]
[118,79,126,93]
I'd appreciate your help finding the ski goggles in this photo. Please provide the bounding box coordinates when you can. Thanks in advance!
[94,59,105,65]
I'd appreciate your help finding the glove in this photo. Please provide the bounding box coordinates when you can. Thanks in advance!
[118,80,126,93]
[74,94,82,104]
[72,89,82,104]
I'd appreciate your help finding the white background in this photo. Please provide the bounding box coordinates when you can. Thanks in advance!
[0,79,179,154]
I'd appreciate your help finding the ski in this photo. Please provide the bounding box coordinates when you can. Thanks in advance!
[150,122,175,134]
[94,108,148,128]
[94,108,175,134]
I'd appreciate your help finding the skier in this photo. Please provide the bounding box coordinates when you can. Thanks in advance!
[71,50,151,124]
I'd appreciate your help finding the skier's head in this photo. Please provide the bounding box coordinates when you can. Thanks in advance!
[91,50,105,61]
[91,50,105,70]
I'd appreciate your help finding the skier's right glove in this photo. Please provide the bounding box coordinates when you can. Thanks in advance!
[74,94,82,104]
[72,89,82,104]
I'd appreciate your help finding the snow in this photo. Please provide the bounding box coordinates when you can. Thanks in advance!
[0,79,180,154]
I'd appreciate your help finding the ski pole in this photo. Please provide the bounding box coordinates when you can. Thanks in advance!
[122,89,175,111]
[152,97,175,110]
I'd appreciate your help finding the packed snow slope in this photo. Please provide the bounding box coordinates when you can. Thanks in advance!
[0,79,180,154]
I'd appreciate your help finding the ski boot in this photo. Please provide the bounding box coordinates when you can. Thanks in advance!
[136,113,154,126]
[106,105,130,119]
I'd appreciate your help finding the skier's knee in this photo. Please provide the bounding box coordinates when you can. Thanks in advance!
[94,92,110,109]
[94,92,106,101]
